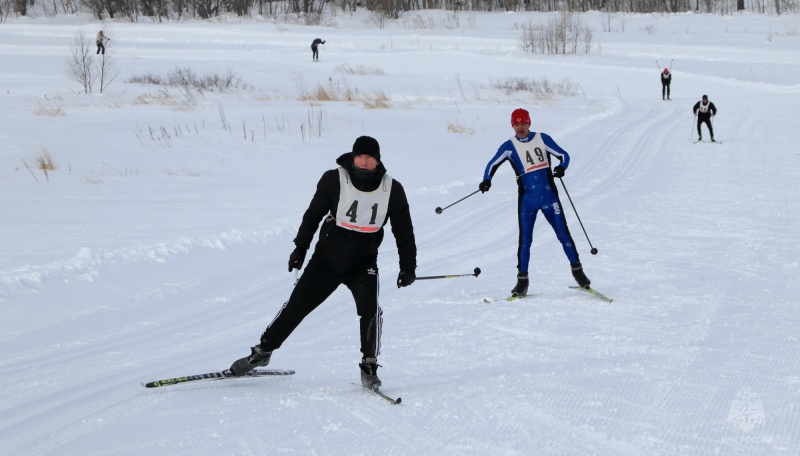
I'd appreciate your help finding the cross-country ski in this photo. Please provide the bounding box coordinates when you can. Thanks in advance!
[568,286,614,303]
[142,369,295,388]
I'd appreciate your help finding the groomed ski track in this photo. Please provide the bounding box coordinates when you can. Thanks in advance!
[1,13,798,455]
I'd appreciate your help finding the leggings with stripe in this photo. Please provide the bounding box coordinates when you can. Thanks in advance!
[259,254,382,358]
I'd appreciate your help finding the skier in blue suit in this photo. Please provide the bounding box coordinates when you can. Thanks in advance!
[479,108,590,297]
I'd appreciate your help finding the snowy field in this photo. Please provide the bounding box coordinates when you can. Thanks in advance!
[1,9,799,455]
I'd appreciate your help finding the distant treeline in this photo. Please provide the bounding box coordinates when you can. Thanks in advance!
[2,0,795,22]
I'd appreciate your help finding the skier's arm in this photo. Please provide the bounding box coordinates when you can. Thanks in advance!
[482,142,513,180]
[541,133,570,170]
[293,170,339,250]
[387,181,417,273]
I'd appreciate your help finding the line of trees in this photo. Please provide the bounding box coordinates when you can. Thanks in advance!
[1,0,796,22]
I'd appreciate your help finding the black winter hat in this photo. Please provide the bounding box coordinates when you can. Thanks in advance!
[702,94,708,100]
[351,136,380,161]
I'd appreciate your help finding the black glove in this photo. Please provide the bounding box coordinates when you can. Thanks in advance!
[397,270,416,288]
[479,179,492,193]
[288,247,306,272]
[553,165,565,178]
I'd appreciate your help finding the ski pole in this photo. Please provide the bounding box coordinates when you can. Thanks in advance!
[690,113,697,141]
[558,178,598,255]
[416,267,481,280]
[435,190,480,214]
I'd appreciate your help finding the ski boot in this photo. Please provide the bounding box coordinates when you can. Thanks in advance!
[229,345,272,377]
[711,136,716,142]
[571,263,591,289]
[511,272,529,297]
[359,357,382,389]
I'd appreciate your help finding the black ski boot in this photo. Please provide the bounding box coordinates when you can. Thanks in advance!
[698,135,702,141]
[571,263,591,289]
[711,136,716,142]
[511,272,529,297]
[359,357,382,389]
[229,345,272,377]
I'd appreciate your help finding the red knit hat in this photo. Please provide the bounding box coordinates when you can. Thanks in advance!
[511,108,530,126]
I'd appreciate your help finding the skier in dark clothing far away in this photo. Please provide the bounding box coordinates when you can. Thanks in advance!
[96,31,110,55]
[229,136,417,391]
[479,108,591,298]
[693,95,717,142]
[311,38,325,61]
[661,68,671,100]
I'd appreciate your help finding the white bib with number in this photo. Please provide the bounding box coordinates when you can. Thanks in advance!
[335,167,393,233]
[511,134,549,175]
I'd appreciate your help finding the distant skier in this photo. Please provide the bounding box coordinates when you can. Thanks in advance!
[96,31,110,55]
[311,38,325,61]
[692,95,717,142]
[661,68,671,100]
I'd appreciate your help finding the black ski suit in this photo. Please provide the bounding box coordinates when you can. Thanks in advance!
[693,99,717,139]
[661,71,671,100]
[311,38,325,61]
[258,153,417,359]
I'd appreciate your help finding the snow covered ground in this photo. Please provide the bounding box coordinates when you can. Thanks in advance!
[1,9,799,455]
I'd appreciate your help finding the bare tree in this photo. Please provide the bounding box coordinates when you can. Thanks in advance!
[0,0,8,22]
[520,12,592,55]
[67,29,96,94]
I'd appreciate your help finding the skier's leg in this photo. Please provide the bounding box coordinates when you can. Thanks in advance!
[517,197,537,274]
[345,261,381,358]
[258,254,341,351]
[542,199,580,265]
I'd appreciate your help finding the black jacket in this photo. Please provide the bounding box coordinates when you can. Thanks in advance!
[293,153,417,275]
[693,100,717,120]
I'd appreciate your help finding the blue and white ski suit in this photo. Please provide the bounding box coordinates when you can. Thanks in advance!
[482,131,580,273]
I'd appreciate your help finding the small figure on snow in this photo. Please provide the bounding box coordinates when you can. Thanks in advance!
[661,68,671,100]
[229,136,418,391]
[693,95,717,142]
[478,108,591,297]
[311,38,326,61]
[96,31,110,55]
